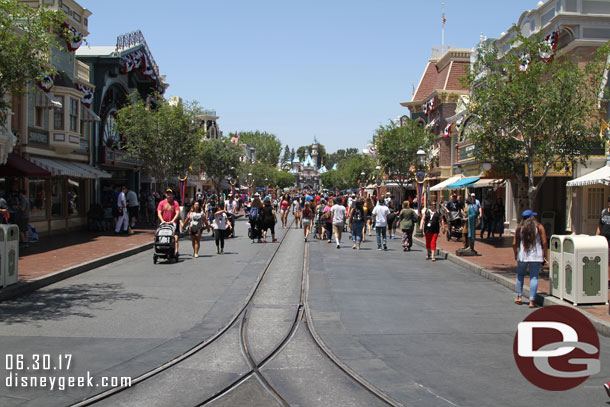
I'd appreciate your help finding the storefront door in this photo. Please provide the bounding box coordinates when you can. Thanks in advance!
[583,186,607,235]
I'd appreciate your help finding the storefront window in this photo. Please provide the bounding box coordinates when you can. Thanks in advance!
[29,180,46,218]
[67,178,84,216]
[51,178,64,217]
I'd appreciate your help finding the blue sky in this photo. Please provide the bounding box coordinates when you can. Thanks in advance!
[79,0,539,153]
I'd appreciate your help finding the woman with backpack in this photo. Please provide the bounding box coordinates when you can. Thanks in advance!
[349,200,366,250]
[302,201,314,242]
[398,201,416,252]
[181,201,210,258]
[261,198,278,243]
[250,194,263,243]
[419,200,445,262]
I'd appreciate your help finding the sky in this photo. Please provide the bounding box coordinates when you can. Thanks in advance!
[78,0,541,154]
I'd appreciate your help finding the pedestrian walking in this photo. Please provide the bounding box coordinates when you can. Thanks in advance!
[513,210,548,308]
[466,196,478,251]
[157,188,181,257]
[364,197,374,237]
[181,201,210,258]
[302,201,314,241]
[420,201,444,261]
[492,197,505,239]
[280,194,290,228]
[261,198,278,243]
[292,196,302,228]
[387,200,398,239]
[212,207,232,254]
[398,201,416,251]
[372,199,390,250]
[331,197,347,249]
[126,187,139,229]
[17,190,30,247]
[322,199,333,243]
[481,194,493,239]
[115,186,130,234]
[249,194,263,243]
[349,199,365,250]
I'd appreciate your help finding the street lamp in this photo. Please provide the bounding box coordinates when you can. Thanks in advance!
[229,166,239,196]
[415,147,428,237]
[375,165,382,201]
[359,171,366,197]
[264,177,269,196]
[245,172,254,200]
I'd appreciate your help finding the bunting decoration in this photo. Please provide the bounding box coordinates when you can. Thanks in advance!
[120,49,161,90]
[540,31,559,62]
[62,23,83,52]
[519,53,531,72]
[455,118,463,134]
[37,73,54,93]
[75,84,94,108]
[443,123,453,138]
[422,97,437,116]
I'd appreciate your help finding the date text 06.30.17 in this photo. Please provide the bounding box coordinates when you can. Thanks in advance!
[5,354,72,371]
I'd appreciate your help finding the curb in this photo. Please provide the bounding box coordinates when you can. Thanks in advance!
[0,241,154,302]
[413,238,610,338]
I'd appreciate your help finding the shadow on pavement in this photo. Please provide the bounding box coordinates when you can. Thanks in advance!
[0,283,147,324]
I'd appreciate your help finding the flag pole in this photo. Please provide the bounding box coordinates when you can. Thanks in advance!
[442,2,446,54]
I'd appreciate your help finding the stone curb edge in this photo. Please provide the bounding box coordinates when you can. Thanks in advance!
[0,241,154,302]
[413,238,610,338]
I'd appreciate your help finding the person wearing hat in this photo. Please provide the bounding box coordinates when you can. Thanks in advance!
[157,188,181,257]
[513,209,548,308]
[596,197,610,257]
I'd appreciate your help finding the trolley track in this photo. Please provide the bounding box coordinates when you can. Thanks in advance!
[72,221,404,407]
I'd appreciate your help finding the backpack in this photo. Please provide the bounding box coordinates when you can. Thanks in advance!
[249,206,259,222]
[353,208,364,222]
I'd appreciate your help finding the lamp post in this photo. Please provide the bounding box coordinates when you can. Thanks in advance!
[245,172,254,200]
[415,147,428,237]
[264,177,269,196]
[375,165,382,201]
[229,166,239,196]
[359,171,367,197]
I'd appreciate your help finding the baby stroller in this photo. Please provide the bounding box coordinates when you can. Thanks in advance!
[441,207,464,241]
[153,223,177,264]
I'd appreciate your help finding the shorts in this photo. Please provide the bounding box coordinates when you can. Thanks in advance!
[280,209,288,214]
[189,228,201,236]
[332,224,344,234]
[303,219,311,226]
[128,206,139,218]
[294,211,302,217]
[18,217,29,232]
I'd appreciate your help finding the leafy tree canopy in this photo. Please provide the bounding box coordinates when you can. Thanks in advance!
[237,131,282,166]
[199,137,242,193]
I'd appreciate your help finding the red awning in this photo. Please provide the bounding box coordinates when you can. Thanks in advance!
[0,153,51,178]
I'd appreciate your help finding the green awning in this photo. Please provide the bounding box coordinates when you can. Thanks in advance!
[446,176,480,189]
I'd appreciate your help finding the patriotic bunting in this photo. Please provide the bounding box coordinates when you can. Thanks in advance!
[37,73,54,92]
[75,83,94,108]
[518,31,558,72]
[519,53,531,72]
[443,123,453,138]
[62,23,83,52]
[422,97,437,116]
[120,49,162,90]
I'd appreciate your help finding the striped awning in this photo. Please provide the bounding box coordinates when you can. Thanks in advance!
[30,157,110,179]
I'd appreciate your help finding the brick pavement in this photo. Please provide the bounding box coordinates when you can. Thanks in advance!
[17,226,155,281]
[415,232,610,324]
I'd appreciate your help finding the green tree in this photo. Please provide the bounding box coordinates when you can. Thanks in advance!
[199,137,242,193]
[274,170,296,189]
[0,0,68,124]
[290,148,296,161]
[375,118,434,189]
[116,97,206,187]
[464,29,606,208]
[237,131,282,166]
[321,155,376,191]
[282,145,291,169]
[326,148,359,169]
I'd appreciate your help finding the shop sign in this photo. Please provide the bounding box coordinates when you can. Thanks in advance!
[458,144,476,162]
[29,130,49,145]
[525,161,573,177]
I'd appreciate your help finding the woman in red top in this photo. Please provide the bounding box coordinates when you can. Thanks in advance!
[279,194,290,229]
[157,189,181,257]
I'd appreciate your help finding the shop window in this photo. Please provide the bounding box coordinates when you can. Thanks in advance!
[54,96,64,130]
[69,98,79,132]
[67,178,83,216]
[587,187,604,220]
[51,179,64,217]
[29,180,46,218]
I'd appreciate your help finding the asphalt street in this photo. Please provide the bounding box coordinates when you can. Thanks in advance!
[0,218,289,407]
[307,232,610,406]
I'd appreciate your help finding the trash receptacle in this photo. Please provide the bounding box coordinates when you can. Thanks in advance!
[549,235,568,300]
[563,235,608,306]
[541,211,555,238]
[0,227,5,288]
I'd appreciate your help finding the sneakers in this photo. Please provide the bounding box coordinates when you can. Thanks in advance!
[304,237,307,242]
[377,247,382,251]
[272,238,278,242]
[383,244,387,251]
[216,248,220,254]
[403,247,407,252]
[194,253,198,258]
[336,244,340,249]
[257,239,263,243]
[251,239,254,244]
[220,249,224,255]
[352,246,356,250]
[604,382,610,398]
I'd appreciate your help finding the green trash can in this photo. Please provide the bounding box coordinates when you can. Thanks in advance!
[0,225,19,287]
[563,235,608,306]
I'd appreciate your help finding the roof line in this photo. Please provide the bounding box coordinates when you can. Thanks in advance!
[412,61,432,103]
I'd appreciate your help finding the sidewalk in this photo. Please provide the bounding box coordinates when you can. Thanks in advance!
[0,225,156,301]
[414,233,610,330]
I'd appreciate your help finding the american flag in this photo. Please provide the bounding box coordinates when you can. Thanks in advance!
[442,14,446,25]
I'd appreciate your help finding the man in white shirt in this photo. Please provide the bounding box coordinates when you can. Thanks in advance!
[115,186,130,234]
[331,198,347,249]
[126,187,139,229]
[372,200,391,250]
